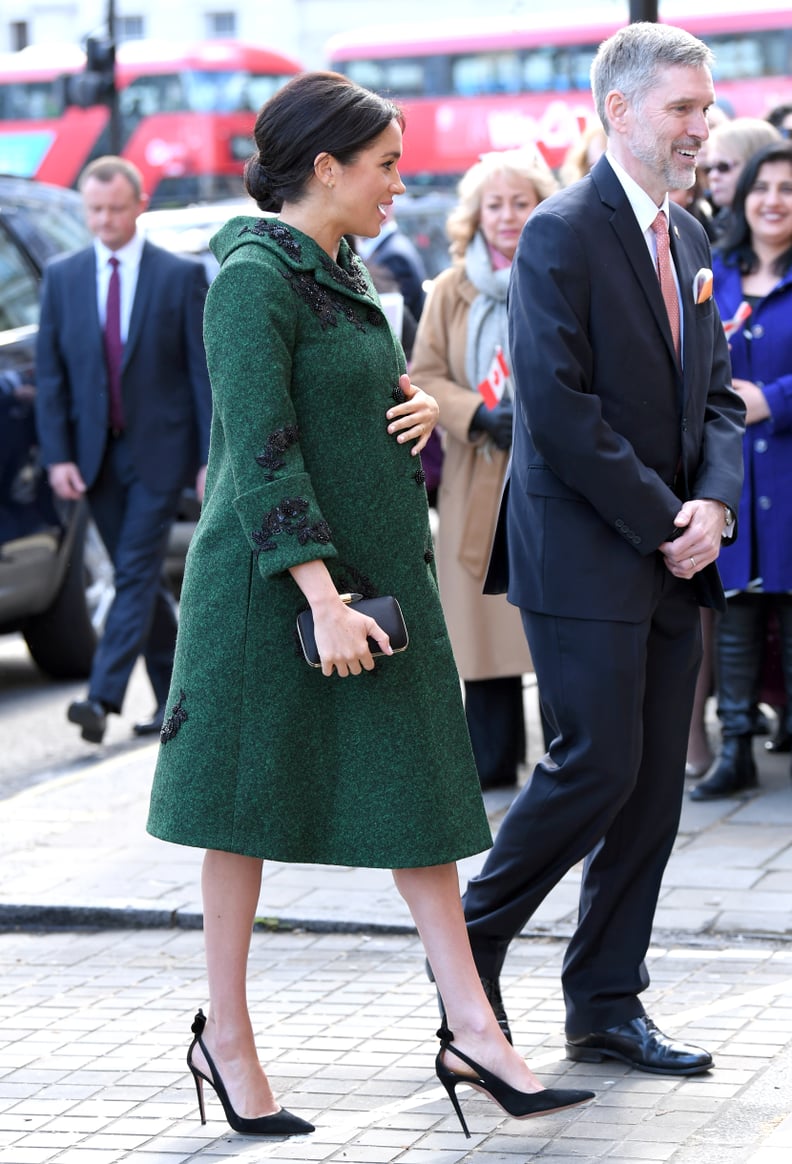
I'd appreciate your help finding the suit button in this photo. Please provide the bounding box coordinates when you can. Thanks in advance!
[755,439,768,453]
[752,324,764,339]
[759,496,772,510]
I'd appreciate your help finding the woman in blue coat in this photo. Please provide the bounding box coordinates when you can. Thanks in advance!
[692,141,792,799]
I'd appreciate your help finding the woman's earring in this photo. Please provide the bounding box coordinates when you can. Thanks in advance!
[328,181,335,189]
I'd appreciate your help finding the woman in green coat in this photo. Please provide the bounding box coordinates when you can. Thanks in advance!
[147,71,593,1140]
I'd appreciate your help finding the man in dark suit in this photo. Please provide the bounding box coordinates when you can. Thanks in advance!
[36,156,212,744]
[461,24,746,1074]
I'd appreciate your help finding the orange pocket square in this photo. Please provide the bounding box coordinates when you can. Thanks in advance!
[693,268,713,304]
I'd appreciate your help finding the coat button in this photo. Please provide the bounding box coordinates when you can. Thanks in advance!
[759,495,772,510]
[755,438,768,453]
[752,324,764,339]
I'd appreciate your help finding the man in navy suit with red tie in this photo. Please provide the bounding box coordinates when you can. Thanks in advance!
[460,24,746,1074]
[36,157,212,744]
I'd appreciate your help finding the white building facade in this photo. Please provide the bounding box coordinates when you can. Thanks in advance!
[0,0,624,68]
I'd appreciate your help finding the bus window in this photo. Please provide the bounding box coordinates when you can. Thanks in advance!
[244,72,297,108]
[452,52,522,96]
[120,74,185,118]
[0,80,62,120]
[521,50,557,93]
[707,30,792,81]
[569,47,598,90]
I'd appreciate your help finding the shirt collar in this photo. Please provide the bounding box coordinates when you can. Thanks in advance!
[605,152,671,234]
[94,230,145,269]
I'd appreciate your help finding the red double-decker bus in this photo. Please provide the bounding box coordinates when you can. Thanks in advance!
[327,1,792,186]
[0,39,301,205]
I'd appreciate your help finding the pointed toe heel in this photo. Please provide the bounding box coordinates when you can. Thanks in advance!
[187,1009,314,1137]
[435,1023,594,1138]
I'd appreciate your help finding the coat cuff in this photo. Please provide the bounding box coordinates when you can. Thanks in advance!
[233,473,337,579]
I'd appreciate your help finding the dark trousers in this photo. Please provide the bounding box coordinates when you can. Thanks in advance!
[464,676,526,788]
[717,592,792,738]
[463,566,701,1036]
[87,434,181,712]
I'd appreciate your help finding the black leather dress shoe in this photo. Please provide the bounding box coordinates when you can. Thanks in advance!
[67,698,107,744]
[566,1016,712,1075]
[133,705,166,737]
[425,958,513,1044]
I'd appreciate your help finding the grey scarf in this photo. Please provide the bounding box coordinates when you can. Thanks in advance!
[464,230,513,400]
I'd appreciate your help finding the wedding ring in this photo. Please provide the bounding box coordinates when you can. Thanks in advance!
[690,556,696,569]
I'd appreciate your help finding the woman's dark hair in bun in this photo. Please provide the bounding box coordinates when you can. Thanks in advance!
[244,71,403,212]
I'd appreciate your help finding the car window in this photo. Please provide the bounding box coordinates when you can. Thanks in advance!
[4,201,90,267]
[0,224,39,330]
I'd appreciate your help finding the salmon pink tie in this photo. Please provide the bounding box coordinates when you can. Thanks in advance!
[104,256,125,431]
[650,211,680,360]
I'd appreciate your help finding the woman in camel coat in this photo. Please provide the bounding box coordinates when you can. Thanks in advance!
[410,149,558,789]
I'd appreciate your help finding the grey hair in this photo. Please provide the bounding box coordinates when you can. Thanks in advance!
[591,22,714,134]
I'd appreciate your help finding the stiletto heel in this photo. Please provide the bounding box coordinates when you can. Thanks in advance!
[435,1022,594,1138]
[191,1064,206,1124]
[186,1009,314,1136]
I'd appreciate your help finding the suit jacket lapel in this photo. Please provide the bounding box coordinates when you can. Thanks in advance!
[591,159,682,372]
[77,248,105,366]
[123,241,153,368]
[668,207,698,393]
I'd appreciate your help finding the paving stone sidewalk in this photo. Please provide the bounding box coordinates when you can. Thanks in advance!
[1,680,792,1161]
[2,927,792,1163]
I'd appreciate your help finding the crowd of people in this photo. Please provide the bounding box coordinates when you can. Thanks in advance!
[26,11,792,1143]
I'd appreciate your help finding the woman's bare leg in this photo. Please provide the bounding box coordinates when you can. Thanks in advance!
[393,863,543,1091]
[191,849,280,1117]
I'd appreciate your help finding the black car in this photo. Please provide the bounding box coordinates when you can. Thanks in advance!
[0,176,108,679]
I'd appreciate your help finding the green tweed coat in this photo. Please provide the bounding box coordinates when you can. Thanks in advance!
[147,218,491,868]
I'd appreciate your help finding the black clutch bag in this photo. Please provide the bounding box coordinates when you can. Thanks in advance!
[296,593,409,668]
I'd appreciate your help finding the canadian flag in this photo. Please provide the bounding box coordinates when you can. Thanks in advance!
[477,346,510,410]
[723,300,752,339]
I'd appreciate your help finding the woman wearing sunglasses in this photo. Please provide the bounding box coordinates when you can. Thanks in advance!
[702,118,781,237]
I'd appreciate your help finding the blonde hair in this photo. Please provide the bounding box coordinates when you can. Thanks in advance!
[559,122,608,187]
[707,118,781,165]
[446,148,558,261]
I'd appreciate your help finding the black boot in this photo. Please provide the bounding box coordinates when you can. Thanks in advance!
[690,736,757,800]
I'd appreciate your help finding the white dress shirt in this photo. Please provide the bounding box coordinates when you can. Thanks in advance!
[94,231,145,343]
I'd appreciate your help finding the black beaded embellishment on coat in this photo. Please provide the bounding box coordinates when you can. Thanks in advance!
[239,218,302,261]
[413,466,426,486]
[255,425,299,480]
[424,548,435,564]
[252,498,332,554]
[391,384,407,405]
[319,252,371,297]
[281,270,367,332]
[160,689,188,744]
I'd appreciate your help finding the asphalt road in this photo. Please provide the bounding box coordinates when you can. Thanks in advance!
[0,632,157,799]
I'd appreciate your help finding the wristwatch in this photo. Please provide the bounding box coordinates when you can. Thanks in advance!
[722,505,735,539]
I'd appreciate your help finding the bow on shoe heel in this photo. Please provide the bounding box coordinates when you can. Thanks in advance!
[187,1009,314,1137]
[435,1022,594,1138]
